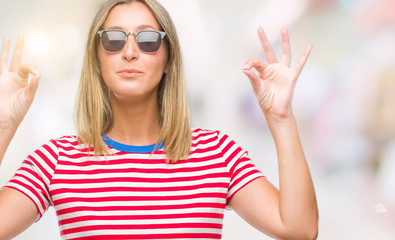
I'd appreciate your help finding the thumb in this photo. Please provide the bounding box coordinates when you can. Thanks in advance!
[25,71,40,104]
[243,66,260,94]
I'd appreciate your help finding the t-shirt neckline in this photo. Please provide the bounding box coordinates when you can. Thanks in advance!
[101,134,163,153]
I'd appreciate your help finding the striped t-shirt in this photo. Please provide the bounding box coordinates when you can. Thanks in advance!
[4,128,265,239]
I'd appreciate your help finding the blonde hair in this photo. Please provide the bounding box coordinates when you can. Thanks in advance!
[74,0,191,163]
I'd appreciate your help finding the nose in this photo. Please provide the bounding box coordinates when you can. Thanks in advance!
[122,33,139,61]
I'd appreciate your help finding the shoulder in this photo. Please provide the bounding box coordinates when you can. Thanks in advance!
[191,128,224,141]
[39,135,80,154]
[192,128,219,137]
[25,135,78,169]
[52,135,79,145]
[191,128,232,148]
[44,135,78,147]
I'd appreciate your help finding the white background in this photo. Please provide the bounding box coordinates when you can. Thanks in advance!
[1,0,395,239]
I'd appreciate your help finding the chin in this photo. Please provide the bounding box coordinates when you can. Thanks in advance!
[111,88,157,103]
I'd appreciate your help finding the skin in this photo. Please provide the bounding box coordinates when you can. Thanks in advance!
[0,36,40,161]
[0,35,41,239]
[99,2,169,146]
[229,28,318,239]
[0,3,318,240]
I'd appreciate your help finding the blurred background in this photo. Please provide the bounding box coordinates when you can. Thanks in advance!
[1,0,394,239]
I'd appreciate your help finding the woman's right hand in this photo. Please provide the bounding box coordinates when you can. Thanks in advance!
[0,36,41,129]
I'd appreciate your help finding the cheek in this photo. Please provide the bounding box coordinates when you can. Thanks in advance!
[151,59,167,83]
[155,50,169,75]
[98,50,112,83]
[144,53,168,77]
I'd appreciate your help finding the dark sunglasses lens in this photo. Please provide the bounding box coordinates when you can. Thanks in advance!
[101,31,126,52]
[137,32,162,53]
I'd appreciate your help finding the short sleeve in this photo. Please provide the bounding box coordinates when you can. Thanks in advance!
[2,139,59,221]
[218,132,265,209]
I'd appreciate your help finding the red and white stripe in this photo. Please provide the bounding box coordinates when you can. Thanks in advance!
[4,129,265,239]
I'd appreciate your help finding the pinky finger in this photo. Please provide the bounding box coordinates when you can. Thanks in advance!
[294,44,313,77]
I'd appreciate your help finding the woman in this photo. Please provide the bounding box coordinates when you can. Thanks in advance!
[0,0,318,239]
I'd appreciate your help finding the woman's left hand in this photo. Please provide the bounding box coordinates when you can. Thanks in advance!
[243,27,312,122]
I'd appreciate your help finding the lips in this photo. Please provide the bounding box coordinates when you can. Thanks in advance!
[117,68,143,78]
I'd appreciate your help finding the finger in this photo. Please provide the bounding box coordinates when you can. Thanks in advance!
[243,68,261,94]
[0,37,11,74]
[10,35,24,72]
[243,58,267,73]
[294,44,313,77]
[18,64,40,82]
[280,29,292,66]
[257,27,278,64]
[25,74,40,104]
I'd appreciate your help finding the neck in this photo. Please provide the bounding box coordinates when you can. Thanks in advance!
[106,92,161,146]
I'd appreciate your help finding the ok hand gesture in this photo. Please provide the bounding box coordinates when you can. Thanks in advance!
[0,36,40,129]
[243,28,312,122]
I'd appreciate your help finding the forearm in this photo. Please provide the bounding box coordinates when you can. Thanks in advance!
[0,125,18,166]
[267,115,318,238]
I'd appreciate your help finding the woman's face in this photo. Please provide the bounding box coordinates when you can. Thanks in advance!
[98,2,168,103]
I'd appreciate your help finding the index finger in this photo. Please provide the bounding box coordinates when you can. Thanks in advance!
[10,35,24,72]
[0,37,11,74]
[257,27,278,64]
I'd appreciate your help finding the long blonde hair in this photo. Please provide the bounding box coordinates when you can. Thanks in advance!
[74,0,191,163]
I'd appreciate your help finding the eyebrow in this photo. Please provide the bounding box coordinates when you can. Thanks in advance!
[105,24,157,31]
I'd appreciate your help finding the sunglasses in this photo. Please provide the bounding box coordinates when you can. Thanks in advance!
[97,29,167,53]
